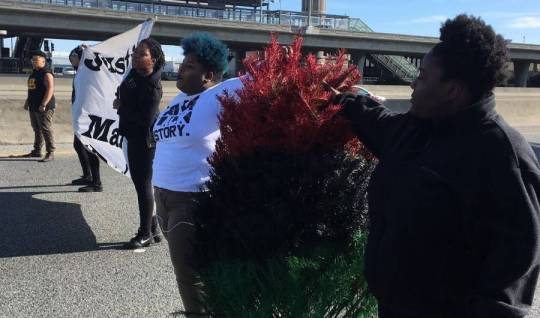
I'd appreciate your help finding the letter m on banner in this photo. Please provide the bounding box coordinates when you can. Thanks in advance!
[72,19,154,177]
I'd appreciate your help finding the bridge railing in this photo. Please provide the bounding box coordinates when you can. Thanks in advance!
[17,0,363,32]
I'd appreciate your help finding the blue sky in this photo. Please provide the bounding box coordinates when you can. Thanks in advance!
[3,0,540,62]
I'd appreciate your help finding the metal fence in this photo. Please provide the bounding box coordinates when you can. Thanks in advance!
[17,0,364,31]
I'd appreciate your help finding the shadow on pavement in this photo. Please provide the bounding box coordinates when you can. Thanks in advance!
[0,191,123,258]
[0,158,41,162]
[0,184,71,190]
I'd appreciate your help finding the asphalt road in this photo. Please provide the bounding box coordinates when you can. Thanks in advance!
[0,145,182,318]
[1,144,540,318]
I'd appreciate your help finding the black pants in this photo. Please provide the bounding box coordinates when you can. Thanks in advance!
[73,136,101,184]
[126,137,155,236]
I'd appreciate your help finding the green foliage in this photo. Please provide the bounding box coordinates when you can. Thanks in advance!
[200,232,378,318]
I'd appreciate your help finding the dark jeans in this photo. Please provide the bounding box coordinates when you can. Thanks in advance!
[73,135,101,184]
[126,137,155,236]
[29,110,55,153]
[155,188,206,317]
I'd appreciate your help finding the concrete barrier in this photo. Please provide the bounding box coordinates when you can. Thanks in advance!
[1,76,540,145]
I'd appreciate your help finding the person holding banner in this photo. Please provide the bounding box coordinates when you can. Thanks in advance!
[152,33,243,317]
[69,45,103,192]
[113,38,164,249]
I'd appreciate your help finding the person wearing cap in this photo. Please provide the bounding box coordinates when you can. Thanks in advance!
[23,50,56,162]
[69,45,103,192]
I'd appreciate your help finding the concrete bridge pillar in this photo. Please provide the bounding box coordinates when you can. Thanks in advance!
[351,53,367,84]
[0,30,5,58]
[514,60,531,87]
[227,49,246,77]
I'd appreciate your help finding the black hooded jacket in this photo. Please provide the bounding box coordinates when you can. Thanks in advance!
[340,93,540,317]
[117,68,162,146]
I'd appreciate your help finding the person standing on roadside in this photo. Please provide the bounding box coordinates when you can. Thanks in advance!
[68,45,103,192]
[152,33,243,317]
[23,50,56,162]
[332,14,540,318]
[113,38,164,249]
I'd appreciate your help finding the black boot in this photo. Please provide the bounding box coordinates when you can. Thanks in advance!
[72,176,93,185]
[78,183,103,192]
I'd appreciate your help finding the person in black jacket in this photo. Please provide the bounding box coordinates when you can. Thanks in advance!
[333,15,540,317]
[68,45,103,192]
[113,38,164,249]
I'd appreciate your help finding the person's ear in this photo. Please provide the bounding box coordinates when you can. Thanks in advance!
[203,71,215,84]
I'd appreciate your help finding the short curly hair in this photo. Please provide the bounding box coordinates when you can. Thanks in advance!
[432,14,509,100]
[181,33,229,76]
[139,38,165,73]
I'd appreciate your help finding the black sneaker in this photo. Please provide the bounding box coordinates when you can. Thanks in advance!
[125,231,153,249]
[72,176,93,185]
[78,184,103,192]
[151,216,162,243]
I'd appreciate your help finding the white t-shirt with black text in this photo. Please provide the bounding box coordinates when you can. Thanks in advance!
[152,77,243,192]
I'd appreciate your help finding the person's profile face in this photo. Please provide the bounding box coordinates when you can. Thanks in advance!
[69,55,80,68]
[176,53,208,95]
[409,51,453,119]
[31,56,46,70]
[132,42,155,74]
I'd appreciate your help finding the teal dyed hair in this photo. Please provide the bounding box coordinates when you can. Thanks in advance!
[181,33,229,75]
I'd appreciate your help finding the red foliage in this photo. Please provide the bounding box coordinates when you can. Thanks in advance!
[213,35,366,163]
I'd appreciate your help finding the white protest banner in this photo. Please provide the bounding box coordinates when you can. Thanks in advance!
[72,19,154,177]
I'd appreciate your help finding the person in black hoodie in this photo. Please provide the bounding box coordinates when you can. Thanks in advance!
[69,45,103,192]
[114,38,164,249]
[332,15,540,317]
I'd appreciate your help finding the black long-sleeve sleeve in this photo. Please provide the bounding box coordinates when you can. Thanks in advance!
[337,93,404,158]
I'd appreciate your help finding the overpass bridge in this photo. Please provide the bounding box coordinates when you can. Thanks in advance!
[1,0,540,85]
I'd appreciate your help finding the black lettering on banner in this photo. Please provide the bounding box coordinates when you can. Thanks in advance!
[124,49,132,70]
[109,128,122,147]
[104,57,115,73]
[83,48,134,74]
[82,114,115,142]
[115,58,126,75]
[84,52,102,71]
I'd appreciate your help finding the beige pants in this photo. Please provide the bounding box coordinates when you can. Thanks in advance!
[154,187,207,317]
[29,109,55,154]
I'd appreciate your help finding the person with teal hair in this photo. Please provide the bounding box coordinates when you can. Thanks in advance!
[152,33,243,317]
